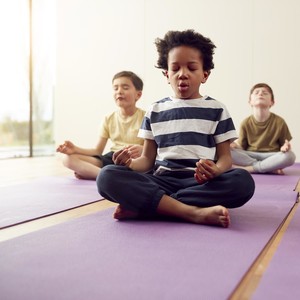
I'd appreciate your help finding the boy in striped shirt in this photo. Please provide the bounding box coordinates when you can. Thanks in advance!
[97,30,255,227]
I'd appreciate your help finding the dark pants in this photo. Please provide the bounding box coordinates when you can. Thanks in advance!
[94,151,114,166]
[97,165,255,214]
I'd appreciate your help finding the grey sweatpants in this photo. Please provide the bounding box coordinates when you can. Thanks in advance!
[231,149,296,173]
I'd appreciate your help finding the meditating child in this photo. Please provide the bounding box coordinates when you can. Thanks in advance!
[56,71,145,180]
[97,29,255,227]
[230,83,296,174]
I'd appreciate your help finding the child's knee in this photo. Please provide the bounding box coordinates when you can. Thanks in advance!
[62,154,74,168]
[234,169,255,198]
[285,151,296,165]
[96,165,131,200]
[96,165,124,192]
[96,165,112,195]
[97,165,114,183]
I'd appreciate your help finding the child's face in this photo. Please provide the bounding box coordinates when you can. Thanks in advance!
[112,77,142,109]
[166,46,209,99]
[249,87,274,108]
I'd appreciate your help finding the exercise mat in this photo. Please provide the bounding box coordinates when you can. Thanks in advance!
[0,181,297,300]
[0,177,103,228]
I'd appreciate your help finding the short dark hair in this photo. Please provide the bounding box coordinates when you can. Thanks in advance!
[112,71,143,91]
[250,83,274,101]
[154,29,216,72]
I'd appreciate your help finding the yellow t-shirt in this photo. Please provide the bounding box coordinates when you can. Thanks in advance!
[100,108,145,152]
[238,113,292,152]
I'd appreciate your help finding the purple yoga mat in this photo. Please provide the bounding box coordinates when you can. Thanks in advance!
[284,162,300,176]
[0,175,298,300]
[252,204,300,300]
[0,177,103,228]
[251,162,300,189]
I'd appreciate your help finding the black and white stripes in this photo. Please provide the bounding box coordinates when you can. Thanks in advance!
[139,96,237,172]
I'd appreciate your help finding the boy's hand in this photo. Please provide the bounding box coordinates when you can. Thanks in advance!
[194,159,220,185]
[56,140,76,154]
[126,145,143,158]
[113,148,132,167]
[230,141,241,149]
[280,139,291,153]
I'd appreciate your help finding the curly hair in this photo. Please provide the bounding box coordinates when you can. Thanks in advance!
[112,71,144,91]
[154,29,216,72]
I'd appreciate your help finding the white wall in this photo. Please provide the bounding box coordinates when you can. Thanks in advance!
[55,0,299,160]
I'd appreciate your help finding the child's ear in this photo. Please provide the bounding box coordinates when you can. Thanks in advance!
[201,71,210,83]
[270,99,275,107]
[162,70,170,82]
[135,90,142,101]
[162,70,168,78]
[163,70,170,84]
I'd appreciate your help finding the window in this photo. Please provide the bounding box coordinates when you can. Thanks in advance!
[0,0,55,159]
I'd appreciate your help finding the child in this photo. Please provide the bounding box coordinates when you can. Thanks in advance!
[56,71,145,180]
[97,30,255,227]
[230,83,296,174]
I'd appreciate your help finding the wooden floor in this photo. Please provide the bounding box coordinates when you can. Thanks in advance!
[0,156,117,242]
[0,156,299,299]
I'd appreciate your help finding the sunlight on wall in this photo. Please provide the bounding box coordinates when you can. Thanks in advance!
[0,1,29,121]
[0,0,56,158]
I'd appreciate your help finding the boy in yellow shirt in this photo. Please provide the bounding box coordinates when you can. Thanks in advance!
[56,71,145,180]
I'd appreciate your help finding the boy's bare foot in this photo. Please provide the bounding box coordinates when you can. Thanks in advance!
[113,205,140,220]
[74,172,83,179]
[189,205,230,228]
[233,165,285,175]
[269,169,285,175]
[114,204,230,227]
[74,172,95,180]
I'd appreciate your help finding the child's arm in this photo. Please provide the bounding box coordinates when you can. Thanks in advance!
[194,140,232,184]
[56,137,108,156]
[280,139,291,152]
[113,139,156,172]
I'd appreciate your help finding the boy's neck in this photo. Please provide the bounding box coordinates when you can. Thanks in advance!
[252,107,271,122]
[171,94,204,101]
[119,107,137,117]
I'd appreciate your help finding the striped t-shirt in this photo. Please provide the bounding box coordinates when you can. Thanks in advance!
[138,96,237,174]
